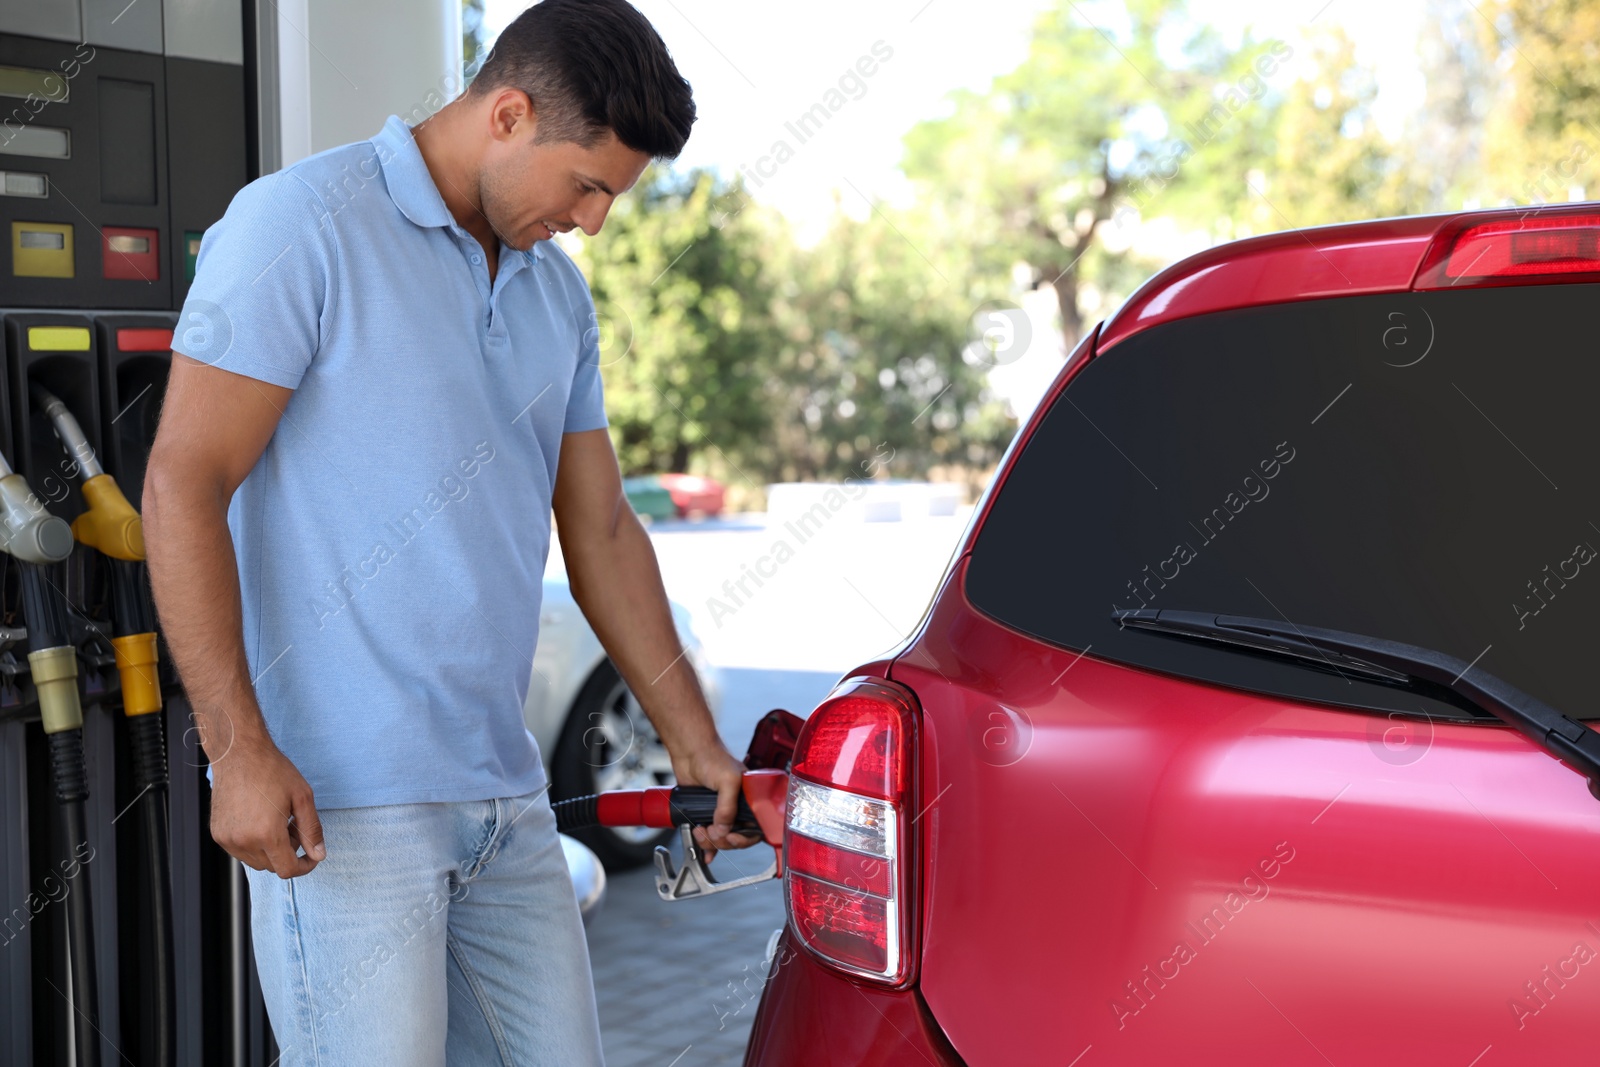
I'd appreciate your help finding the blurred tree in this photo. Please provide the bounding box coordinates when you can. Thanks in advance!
[576,169,1011,489]
[1249,31,1405,227]
[1480,0,1600,203]
[762,204,1014,483]
[902,0,1285,353]
[576,168,780,477]
[1395,0,1497,209]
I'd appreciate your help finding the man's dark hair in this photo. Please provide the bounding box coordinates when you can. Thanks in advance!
[470,0,695,160]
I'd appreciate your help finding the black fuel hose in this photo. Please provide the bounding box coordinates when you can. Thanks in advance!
[24,561,102,1067]
[128,706,174,1066]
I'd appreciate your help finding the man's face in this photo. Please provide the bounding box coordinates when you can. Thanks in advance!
[479,100,652,252]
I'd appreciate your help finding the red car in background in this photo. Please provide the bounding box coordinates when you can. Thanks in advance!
[658,472,726,517]
[743,204,1600,1065]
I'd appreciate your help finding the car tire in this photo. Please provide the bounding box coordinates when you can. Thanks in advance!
[551,659,677,870]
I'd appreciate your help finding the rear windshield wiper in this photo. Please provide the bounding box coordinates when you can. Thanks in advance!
[1112,608,1600,801]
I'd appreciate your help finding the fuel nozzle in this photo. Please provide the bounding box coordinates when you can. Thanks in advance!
[0,450,73,565]
[550,710,804,902]
[33,385,143,561]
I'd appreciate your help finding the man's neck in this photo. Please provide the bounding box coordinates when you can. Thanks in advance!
[412,105,500,266]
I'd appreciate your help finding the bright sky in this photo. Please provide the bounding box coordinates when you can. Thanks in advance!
[481,0,1435,415]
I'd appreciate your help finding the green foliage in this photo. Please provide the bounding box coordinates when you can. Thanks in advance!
[574,170,1010,487]
[577,169,778,476]
[761,206,1013,482]
[1479,0,1600,203]
[1250,31,1404,226]
[903,0,1286,350]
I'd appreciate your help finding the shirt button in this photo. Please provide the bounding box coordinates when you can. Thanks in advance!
[471,254,483,265]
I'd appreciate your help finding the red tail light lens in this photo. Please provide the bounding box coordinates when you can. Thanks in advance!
[786,831,894,897]
[1416,208,1600,288]
[784,677,918,985]
[791,692,909,800]
[789,872,890,974]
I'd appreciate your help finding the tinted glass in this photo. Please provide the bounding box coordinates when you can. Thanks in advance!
[968,283,1599,721]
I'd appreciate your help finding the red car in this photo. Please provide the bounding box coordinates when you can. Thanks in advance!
[743,204,1600,1065]
[658,472,726,517]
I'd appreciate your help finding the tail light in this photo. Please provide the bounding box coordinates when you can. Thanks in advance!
[784,677,918,985]
[1415,207,1600,288]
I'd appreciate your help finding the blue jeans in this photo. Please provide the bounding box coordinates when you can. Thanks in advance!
[244,788,604,1066]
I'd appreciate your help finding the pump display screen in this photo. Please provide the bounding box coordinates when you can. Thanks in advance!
[19,230,64,250]
[0,65,69,103]
[1,171,46,198]
[107,235,149,254]
[0,125,71,159]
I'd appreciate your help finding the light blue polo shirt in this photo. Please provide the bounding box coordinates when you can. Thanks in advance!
[174,116,608,809]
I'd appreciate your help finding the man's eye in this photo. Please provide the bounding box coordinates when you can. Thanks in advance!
[578,184,598,195]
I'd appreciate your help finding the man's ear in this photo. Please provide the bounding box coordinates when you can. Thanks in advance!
[485,88,535,143]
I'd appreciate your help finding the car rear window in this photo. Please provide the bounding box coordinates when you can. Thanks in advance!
[967,282,1599,722]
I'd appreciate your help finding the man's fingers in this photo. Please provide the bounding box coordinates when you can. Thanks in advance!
[263,827,315,879]
[711,777,743,846]
[692,825,719,863]
[288,791,327,862]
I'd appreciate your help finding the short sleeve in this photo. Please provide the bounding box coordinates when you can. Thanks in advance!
[172,171,336,390]
[563,290,610,434]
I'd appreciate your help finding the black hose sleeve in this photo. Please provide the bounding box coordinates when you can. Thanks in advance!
[18,561,68,651]
[552,794,599,834]
[128,711,168,791]
[47,727,88,802]
[552,788,762,834]
[109,557,157,638]
[669,787,762,833]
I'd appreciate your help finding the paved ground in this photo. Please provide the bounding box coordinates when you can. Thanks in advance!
[586,840,785,1067]
[578,509,968,1065]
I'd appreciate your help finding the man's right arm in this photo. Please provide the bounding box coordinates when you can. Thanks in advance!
[143,355,325,878]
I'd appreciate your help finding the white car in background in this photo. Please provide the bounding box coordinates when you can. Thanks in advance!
[526,577,722,869]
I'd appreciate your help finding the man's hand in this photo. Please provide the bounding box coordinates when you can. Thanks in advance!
[209,729,326,878]
[672,739,763,861]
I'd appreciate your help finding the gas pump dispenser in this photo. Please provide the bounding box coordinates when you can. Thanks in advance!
[35,383,175,1067]
[0,444,101,1067]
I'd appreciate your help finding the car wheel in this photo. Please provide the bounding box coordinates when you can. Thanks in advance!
[551,659,678,870]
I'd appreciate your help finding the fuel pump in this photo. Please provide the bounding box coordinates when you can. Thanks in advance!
[34,383,174,1067]
[553,710,801,902]
[0,447,101,1067]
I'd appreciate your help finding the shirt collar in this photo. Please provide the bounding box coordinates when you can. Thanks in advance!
[372,115,544,263]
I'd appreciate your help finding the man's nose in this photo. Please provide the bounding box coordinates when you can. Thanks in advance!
[572,199,612,237]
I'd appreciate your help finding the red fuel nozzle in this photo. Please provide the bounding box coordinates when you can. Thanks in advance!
[553,709,802,901]
[554,768,788,849]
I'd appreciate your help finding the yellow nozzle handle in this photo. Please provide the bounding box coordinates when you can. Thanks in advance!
[111,632,162,717]
[29,645,82,734]
[71,474,145,561]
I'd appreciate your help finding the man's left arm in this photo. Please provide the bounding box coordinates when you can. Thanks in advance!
[552,428,759,855]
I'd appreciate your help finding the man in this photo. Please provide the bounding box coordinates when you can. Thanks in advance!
[143,2,756,1063]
